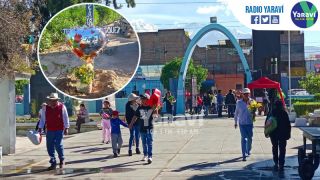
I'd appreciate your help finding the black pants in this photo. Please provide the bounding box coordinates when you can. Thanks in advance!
[76,117,85,133]
[217,105,223,117]
[271,137,287,167]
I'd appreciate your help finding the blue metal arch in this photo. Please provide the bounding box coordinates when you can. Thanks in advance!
[176,23,252,114]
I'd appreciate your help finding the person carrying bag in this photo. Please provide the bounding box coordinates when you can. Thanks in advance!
[264,100,291,172]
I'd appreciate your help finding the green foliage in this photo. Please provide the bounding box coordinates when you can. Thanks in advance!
[293,102,320,117]
[292,98,315,104]
[315,93,320,101]
[160,57,208,90]
[72,64,95,84]
[15,80,29,95]
[299,72,320,95]
[31,99,38,117]
[40,5,121,51]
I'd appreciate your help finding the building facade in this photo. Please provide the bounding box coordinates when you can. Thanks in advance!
[133,29,253,95]
[252,30,305,97]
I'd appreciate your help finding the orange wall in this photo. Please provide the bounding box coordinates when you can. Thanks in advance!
[210,74,245,95]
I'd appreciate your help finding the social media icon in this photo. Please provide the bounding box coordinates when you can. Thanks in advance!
[261,15,270,24]
[251,15,260,24]
[271,15,280,24]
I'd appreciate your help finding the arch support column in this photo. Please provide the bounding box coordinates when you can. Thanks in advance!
[176,23,252,114]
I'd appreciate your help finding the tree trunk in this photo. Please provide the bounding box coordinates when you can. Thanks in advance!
[0,74,16,155]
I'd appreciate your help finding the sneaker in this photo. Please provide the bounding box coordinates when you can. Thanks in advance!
[136,148,141,154]
[273,165,279,171]
[102,140,105,143]
[128,150,132,156]
[148,157,152,164]
[117,149,121,154]
[47,164,56,170]
[113,153,118,158]
[142,156,147,161]
[59,161,65,169]
[106,141,110,144]
[242,157,246,161]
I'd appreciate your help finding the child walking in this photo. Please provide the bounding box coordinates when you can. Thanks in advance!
[110,111,128,158]
[101,113,111,144]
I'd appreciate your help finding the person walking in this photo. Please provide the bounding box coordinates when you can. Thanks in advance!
[217,90,224,117]
[101,113,111,144]
[100,100,113,117]
[196,95,203,114]
[129,94,155,164]
[265,100,291,171]
[110,111,128,158]
[163,91,176,123]
[75,104,89,133]
[38,93,70,170]
[203,92,211,117]
[36,103,47,134]
[263,88,270,116]
[234,88,254,161]
[126,93,141,156]
[225,89,237,118]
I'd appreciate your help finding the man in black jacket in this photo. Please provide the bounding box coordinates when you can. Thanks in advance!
[225,89,236,118]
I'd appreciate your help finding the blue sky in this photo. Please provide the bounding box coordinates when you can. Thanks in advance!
[111,0,320,52]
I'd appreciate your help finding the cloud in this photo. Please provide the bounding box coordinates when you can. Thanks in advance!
[130,19,158,32]
[196,5,225,15]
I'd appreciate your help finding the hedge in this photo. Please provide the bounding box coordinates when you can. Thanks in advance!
[293,102,320,117]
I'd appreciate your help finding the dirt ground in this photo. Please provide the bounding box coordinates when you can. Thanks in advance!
[55,69,131,99]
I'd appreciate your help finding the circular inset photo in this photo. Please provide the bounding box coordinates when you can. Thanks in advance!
[38,3,140,100]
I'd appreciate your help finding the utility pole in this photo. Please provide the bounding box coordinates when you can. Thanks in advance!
[288,31,292,111]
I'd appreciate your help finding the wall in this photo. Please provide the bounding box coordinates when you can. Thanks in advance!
[212,74,245,94]
[0,77,16,154]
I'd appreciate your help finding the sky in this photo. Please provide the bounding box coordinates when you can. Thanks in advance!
[109,0,320,53]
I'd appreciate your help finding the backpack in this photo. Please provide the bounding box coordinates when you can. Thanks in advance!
[264,116,277,138]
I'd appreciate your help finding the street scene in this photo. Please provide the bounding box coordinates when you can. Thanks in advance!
[1,0,320,180]
[1,117,317,179]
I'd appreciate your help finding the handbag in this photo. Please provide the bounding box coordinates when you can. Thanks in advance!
[26,130,42,145]
[264,116,277,138]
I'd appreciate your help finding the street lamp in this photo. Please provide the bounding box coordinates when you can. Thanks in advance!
[270,57,278,74]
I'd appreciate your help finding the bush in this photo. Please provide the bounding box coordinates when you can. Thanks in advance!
[315,93,320,101]
[291,98,313,104]
[293,102,320,117]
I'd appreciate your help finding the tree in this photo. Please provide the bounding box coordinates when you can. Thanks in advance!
[39,5,122,51]
[0,0,37,77]
[160,57,208,90]
[299,72,320,94]
[15,80,29,95]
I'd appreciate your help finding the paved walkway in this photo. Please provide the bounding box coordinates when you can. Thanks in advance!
[1,116,316,179]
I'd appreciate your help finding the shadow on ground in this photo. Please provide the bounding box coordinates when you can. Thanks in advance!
[174,156,305,180]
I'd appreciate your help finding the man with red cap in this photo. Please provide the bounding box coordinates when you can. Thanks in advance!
[110,110,128,158]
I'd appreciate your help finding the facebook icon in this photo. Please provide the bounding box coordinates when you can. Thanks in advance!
[251,15,260,24]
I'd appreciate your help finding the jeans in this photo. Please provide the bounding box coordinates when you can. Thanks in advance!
[217,105,223,117]
[204,105,209,116]
[271,137,287,167]
[227,105,235,117]
[140,129,153,158]
[129,124,140,150]
[46,130,64,165]
[111,133,123,154]
[239,124,253,158]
